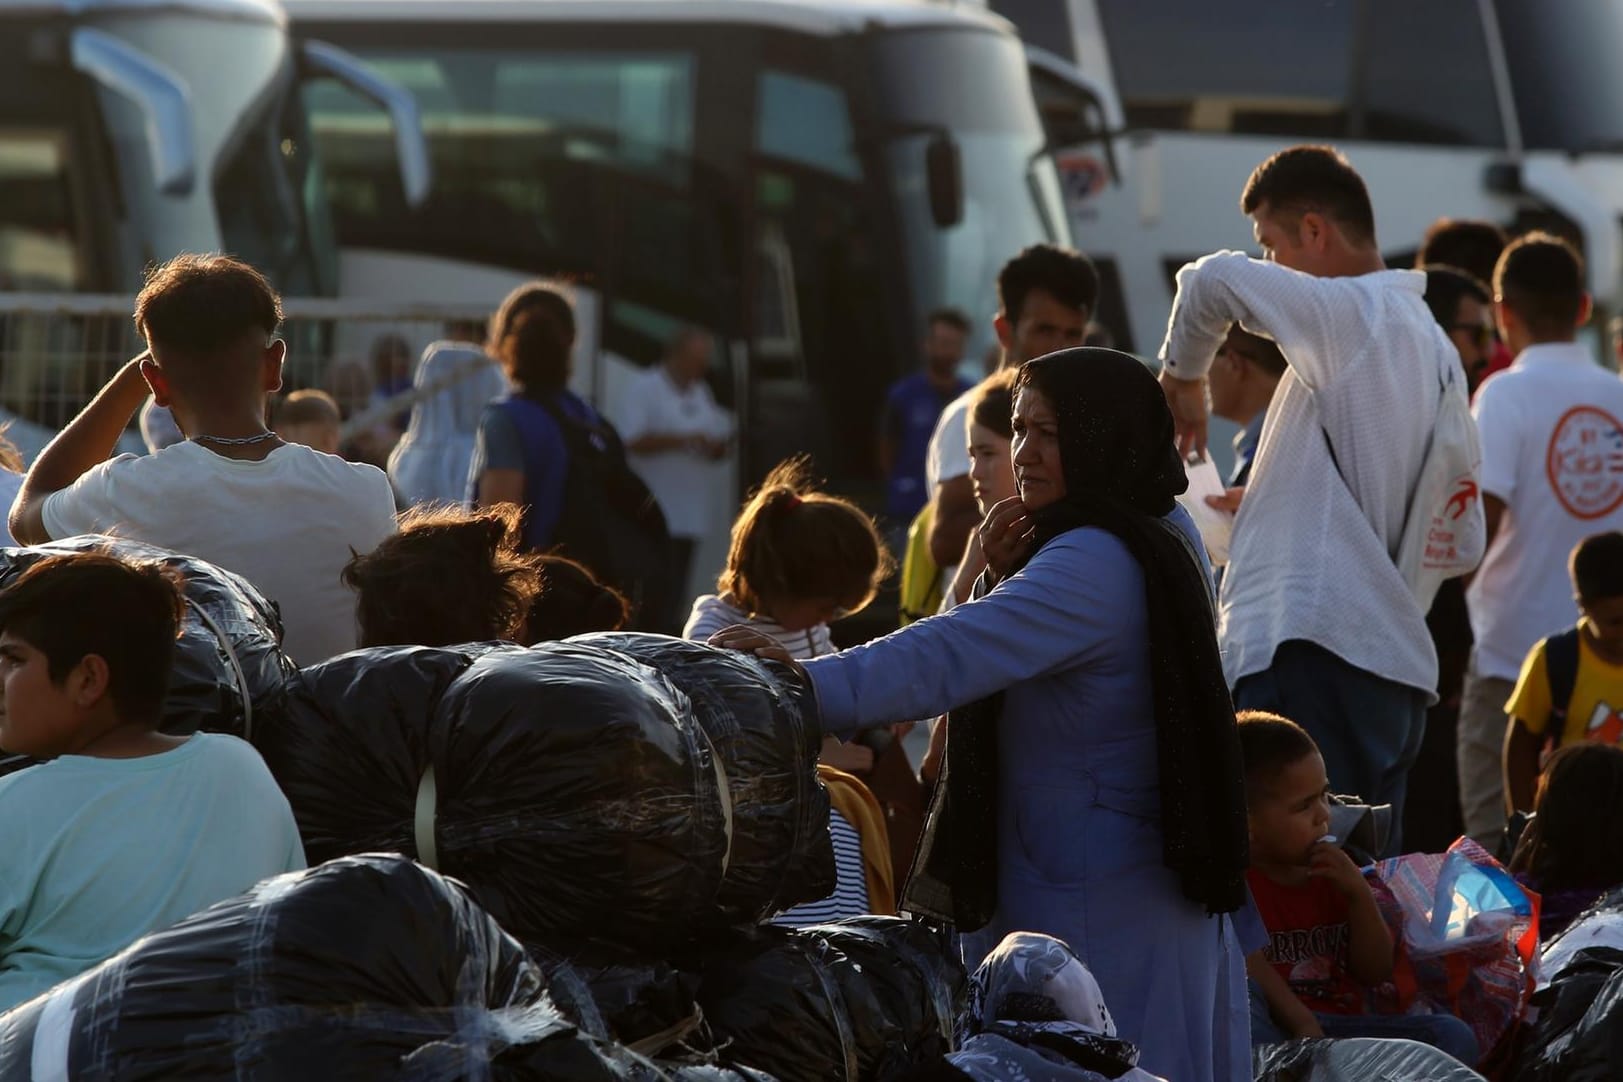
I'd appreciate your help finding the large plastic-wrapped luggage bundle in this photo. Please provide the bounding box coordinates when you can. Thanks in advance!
[570,633,831,925]
[696,916,966,1082]
[257,639,830,954]
[0,854,774,1080]
[1253,1037,1486,1081]
[1513,889,1623,1081]
[0,536,292,780]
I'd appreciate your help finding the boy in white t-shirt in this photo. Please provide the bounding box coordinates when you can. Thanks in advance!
[0,552,304,1011]
[8,254,397,663]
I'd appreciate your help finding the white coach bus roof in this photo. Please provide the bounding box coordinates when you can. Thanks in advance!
[283,0,1011,37]
[0,0,282,25]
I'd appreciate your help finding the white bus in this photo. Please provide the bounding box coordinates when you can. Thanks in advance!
[991,0,1623,361]
[0,0,427,441]
[286,0,1081,509]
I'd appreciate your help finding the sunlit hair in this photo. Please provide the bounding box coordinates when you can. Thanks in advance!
[343,504,541,647]
[1235,710,1320,799]
[487,282,576,392]
[968,368,1018,441]
[524,555,631,642]
[717,456,894,619]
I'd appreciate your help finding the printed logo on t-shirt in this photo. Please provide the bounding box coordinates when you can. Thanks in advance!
[1546,405,1623,519]
[1586,700,1623,745]
[1267,924,1353,1005]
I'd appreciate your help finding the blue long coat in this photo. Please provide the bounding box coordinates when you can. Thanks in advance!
[804,511,1251,1082]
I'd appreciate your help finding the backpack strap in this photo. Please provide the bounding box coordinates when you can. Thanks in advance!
[1544,626,1583,743]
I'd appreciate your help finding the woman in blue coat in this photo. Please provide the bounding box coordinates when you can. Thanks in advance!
[714,348,1253,1082]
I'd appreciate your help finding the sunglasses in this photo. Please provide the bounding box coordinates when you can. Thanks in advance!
[1449,323,1495,351]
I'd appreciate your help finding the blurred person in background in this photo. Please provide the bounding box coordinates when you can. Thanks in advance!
[613,326,732,631]
[272,389,342,456]
[388,338,508,508]
[1417,217,1509,386]
[880,308,972,535]
[1207,325,1285,490]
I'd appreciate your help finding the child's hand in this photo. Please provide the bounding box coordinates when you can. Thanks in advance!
[1307,840,1367,898]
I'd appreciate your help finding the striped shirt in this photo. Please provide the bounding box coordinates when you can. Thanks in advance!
[769,809,869,928]
[682,595,835,659]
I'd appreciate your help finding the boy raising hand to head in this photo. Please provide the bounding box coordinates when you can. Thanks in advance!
[1239,711,1478,1063]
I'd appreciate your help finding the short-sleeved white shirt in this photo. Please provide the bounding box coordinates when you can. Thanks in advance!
[1467,342,1623,680]
[925,390,975,493]
[41,440,397,664]
[613,366,733,539]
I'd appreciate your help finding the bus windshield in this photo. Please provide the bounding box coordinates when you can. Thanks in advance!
[1493,1,1623,152]
[870,25,1069,354]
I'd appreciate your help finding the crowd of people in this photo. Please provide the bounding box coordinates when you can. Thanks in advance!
[1,140,1623,1080]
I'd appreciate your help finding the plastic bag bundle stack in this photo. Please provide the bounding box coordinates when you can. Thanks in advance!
[257,638,831,954]
[0,854,776,1080]
[0,536,292,780]
[1514,888,1623,1081]
[696,916,966,1082]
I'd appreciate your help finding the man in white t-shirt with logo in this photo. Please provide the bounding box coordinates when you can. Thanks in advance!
[1458,233,1623,845]
[614,327,733,629]
[923,245,1097,586]
[9,254,397,665]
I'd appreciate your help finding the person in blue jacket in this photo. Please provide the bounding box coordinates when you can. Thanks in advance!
[714,347,1253,1082]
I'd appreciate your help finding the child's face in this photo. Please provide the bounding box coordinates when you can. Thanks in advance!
[1579,595,1623,652]
[1247,751,1333,868]
[0,632,85,758]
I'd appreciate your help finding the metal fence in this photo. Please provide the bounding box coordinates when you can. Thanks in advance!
[0,294,494,459]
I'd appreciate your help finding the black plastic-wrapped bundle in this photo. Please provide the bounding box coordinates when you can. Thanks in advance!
[697,916,965,1082]
[0,536,292,779]
[1253,1037,1486,1081]
[570,633,833,923]
[1513,948,1623,1082]
[257,642,732,953]
[0,854,787,1080]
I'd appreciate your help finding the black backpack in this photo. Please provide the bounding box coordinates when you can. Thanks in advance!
[1542,626,1583,748]
[534,396,672,628]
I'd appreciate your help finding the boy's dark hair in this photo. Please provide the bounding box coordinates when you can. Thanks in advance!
[1494,232,1585,341]
[1240,145,1376,246]
[718,456,894,618]
[487,282,576,392]
[997,245,1099,326]
[134,253,282,363]
[0,553,185,727]
[343,504,540,648]
[927,307,973,336]
[524,555,631,643]
[1236,710,1320,797]
[1224,325,1287,379]
[275,389,342,430]
[1509,742,1623,891]
[1422,265,1491,331]
[968,368,1018,441]
[1418,218,1507,286]
[1572,531,1623,602]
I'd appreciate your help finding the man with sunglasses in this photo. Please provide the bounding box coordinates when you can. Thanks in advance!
[1422,266,1495,394]
[9,254,397,664]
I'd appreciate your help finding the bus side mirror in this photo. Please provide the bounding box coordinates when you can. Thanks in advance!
[300,39,433,209]
[71,28,196,195]
[926,132,963,229]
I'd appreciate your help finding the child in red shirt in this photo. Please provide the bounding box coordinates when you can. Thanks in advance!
[1238,711,1479,1064]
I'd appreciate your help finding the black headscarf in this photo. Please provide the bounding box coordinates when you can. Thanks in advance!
[904,348,1249,926]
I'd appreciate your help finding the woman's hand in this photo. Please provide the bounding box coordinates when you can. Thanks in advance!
[977,496,1036,580]
[708,626,808,682]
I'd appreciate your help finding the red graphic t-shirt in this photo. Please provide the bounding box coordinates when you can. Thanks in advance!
[1247,868,1365,1015]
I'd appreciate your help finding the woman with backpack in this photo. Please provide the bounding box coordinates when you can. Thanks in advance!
[468,283,670,626]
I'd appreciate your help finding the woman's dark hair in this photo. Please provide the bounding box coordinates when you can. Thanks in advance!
[1235,710,1320,798]
[717,456,894,618]
[343,504,540,647]
[524,555,630,642]
[1572,531,1623,603]
[968,369,1018,441]
[487,282,576,393]
[0,552,185,727]
[1510,742,1623,891]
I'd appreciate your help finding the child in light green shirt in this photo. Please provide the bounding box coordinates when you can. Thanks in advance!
[0,552,304,1011]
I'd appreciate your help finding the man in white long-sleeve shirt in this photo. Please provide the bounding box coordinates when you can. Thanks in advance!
[1158,146,1460,843]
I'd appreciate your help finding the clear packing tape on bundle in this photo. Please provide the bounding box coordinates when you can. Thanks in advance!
[0,855,782,1081]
